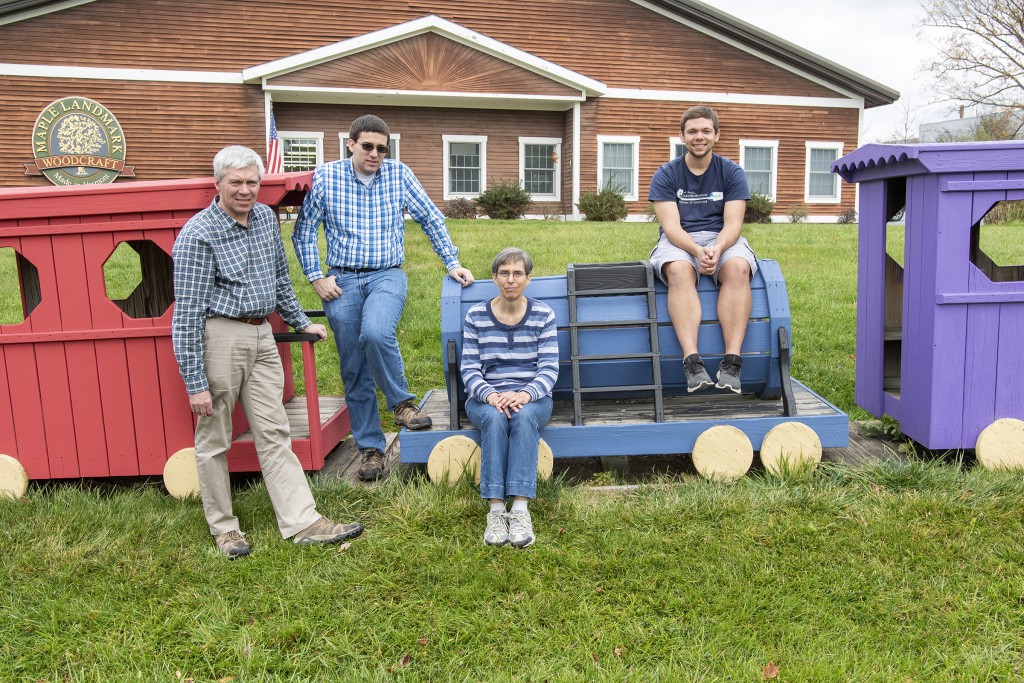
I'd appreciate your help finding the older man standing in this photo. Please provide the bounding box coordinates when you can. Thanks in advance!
[293,114,474,482]
[172,145,363,559]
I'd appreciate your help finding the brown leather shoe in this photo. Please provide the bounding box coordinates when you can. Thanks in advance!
[358,447,385,481]
[394,399,431,430]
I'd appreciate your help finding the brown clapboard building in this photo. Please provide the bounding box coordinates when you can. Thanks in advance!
[0,0,898,220]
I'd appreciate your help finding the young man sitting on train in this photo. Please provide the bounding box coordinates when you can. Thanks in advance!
[648,105,756,394]
[460,247,559,548]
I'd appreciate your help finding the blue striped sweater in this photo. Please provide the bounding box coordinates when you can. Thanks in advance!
[461,298,560,403]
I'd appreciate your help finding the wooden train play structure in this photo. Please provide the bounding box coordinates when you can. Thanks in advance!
[0,172,350,499]
[401,259,848,484]
[834,141,1024,469]
[3,140,1024,499]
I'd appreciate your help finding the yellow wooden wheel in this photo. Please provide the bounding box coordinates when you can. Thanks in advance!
[427,435,481,485]
[470,438,554,485]
[975,418,1024,470]
[163,447,201,499]
[759,422,822,475]
[0,453,29,500]
[692,425,753,483]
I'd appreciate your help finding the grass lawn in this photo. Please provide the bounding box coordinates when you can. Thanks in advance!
[4,221,1024,680]
[4,461,1024,681]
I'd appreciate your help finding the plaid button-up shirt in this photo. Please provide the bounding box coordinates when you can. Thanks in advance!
[171,198,312,394]
[292,158,460,281]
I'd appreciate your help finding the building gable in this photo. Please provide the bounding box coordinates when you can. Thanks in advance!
[266,33,581,98]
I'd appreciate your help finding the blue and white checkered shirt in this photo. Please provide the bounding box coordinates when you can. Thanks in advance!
[291,158,461,281]
[171,198,312,394]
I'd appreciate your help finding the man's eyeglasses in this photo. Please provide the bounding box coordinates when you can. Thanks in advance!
[358,142,390,155]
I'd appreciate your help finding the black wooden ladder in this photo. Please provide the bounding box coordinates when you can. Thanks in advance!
[567,261,665,426]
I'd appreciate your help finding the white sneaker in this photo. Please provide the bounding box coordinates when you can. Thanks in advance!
[506,509,535,548]
[483,511,509,547]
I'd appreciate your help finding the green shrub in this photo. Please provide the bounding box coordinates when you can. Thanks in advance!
[577,187,628,221]
[787,204,808,224]
[644,202,659,222]
[836,208,857,224]
[475,179,532,220]
[744,193,775,224]
[982,200,1024,224]
[443,197,477,219]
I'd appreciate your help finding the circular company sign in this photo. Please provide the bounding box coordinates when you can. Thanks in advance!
[30,97,130,186]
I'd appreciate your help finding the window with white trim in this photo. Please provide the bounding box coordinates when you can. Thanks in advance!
[519,137,560,200]
[340,133,400,161]
[280,131,324,172]
[739,140,778,201]
[443,135,487,199]
[805,142,843,203]
[670,137,684,160]
[597,135,640,201]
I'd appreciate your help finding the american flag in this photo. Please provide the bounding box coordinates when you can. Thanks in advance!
[267,110,283,174]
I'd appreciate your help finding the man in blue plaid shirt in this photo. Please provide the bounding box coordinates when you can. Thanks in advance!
[172,145,364,559]
[293,114,475,482]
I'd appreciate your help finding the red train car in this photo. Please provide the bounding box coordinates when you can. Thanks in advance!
[0,172,348,497]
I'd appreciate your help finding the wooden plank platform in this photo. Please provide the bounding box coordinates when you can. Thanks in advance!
[312,419,902,489]
[232,396,346,441]
[399,378,848,463]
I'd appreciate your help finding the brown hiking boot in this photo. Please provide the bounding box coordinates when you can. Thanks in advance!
[394,399,431,430]
[214,529,252,559]
[358,447,385,481]
[292,515,364,545]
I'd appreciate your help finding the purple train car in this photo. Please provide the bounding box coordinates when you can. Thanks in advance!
[834,141,1024,451]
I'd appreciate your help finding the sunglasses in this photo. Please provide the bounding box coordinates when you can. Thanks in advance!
[357,142,390,155]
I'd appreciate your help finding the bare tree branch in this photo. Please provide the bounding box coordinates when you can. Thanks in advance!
[921,0,1024,113]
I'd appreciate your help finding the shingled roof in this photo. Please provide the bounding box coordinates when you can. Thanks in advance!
[0,0,899,108]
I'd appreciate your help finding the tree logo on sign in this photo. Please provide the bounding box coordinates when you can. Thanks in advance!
[25,97,135,186]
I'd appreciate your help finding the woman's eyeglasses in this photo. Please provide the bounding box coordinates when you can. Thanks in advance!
[358,142,390,155]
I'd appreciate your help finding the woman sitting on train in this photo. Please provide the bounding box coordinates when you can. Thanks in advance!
[461,247,559,548]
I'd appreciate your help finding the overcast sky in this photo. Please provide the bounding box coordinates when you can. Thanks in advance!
[713,0,950,142]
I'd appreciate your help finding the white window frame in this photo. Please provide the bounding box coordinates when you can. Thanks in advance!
[339,132,400,161]
[669,136,684,160]
[596,135,640,201]
[518,137,561,201]
[805,141,844,204]
[443,134,487,200]
[279,131,324,171]
[739,139,779,202]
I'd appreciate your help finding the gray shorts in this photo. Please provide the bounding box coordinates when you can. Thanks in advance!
[649,230,758,284]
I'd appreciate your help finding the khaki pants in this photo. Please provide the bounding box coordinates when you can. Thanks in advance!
[195,317,319,538]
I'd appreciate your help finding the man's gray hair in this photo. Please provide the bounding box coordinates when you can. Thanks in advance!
[491,247,534,276]
[213,145,265,182]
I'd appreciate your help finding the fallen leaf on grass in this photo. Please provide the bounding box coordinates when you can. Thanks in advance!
[614,648,623,657]
[246,615,255,625]
[594,586,604,593]
[417,637,428,646]
[337,542,352,552]
[175,673,182,680]
[219,677,235,683]
[592,652,599,663]
[400,653,412,667]
[20,497,30,504]
[558,527,567,535]
[762,661,779,679]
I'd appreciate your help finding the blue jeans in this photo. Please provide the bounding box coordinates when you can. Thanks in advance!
[323,267,415,452]
[466,396,553,500]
